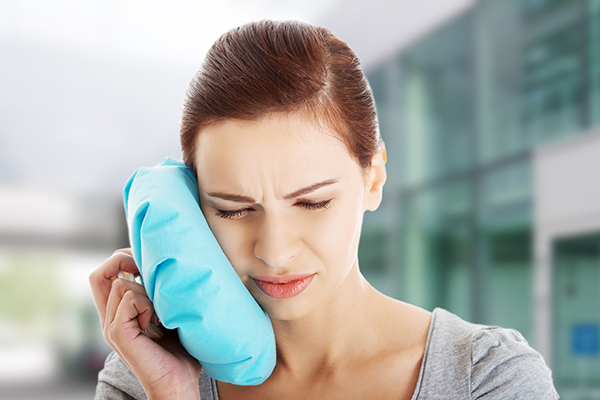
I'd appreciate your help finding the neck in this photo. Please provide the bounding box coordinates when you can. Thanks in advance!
[269,262,388,378]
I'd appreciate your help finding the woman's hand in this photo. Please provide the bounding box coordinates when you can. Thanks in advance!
[89,249,203,400]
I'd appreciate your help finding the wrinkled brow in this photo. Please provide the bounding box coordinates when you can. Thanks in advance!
[207,179,339,203]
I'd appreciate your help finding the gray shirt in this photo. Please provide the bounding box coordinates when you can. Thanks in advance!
[95,308,559,399]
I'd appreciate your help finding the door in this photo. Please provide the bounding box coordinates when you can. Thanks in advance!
[553,233,600,399]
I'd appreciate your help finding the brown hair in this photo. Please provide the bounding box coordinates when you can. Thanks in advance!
[180,20,382,171]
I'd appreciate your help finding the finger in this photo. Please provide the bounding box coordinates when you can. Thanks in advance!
[113,248,133,257]
[89,252,139,326]
[113,249,142,279]
[104,278,154,336]
[107,289,156,355]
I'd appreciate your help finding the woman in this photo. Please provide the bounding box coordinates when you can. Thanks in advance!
[90,20,558,399]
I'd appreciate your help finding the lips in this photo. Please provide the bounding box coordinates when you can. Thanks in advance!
[252,273,316,299]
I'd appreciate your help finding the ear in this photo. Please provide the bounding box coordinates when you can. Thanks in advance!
[364,148,387,212]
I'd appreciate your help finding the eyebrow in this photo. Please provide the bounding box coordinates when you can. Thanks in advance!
[206,179,339,203]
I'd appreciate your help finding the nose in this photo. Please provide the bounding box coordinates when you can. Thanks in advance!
[253,211,301,269]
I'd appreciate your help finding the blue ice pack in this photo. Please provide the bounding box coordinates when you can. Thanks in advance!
[123,157,276,385]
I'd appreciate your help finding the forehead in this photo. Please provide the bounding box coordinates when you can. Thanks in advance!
[194,114,361,192]
[196,114,349,161]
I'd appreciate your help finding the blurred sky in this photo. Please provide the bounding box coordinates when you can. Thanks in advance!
[0,0,472,200]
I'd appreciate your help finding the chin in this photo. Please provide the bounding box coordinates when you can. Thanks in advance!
[255,294,317,323]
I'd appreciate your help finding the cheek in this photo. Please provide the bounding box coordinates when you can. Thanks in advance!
[302,197,364,268]
[201,207,251,275]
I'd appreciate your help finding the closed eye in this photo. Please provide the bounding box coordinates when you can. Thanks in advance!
[215,199,333,219]
[296,199,332,211]
[215,208,252,219]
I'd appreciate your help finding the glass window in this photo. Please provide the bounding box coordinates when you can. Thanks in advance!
[478,159,533,340]
[476,0,529,163]
[398,12,474,188]
[522,0,576,21]
[521,20,585,142]
[399,179,473,320]
[476,0,587,163]
[589,0,600,127]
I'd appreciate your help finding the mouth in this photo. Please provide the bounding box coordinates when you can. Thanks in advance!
[252,273,316,299]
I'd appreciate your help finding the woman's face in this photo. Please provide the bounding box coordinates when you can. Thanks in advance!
[194,113,384,321]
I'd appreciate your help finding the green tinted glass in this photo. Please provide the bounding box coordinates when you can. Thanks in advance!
[553,233,600,397]
[399,13,474,187]
[400,180,473,319]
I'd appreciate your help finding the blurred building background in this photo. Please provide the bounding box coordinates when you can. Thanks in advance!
[359,0,600,398]
[1,0,598,399]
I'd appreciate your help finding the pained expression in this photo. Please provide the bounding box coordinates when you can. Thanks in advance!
[194,113,379,321]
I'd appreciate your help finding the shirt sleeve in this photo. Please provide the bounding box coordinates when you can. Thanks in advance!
[94,352,147,400]
[95,351,214,400]
[95,381,138,400]
[469,327,559,399]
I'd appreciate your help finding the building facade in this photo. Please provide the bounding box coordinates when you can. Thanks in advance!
[359,0,600,397]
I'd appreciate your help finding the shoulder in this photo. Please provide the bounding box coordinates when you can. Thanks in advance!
[95,352,146,400]
[415,308,559,400]
[468,324,559,399]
